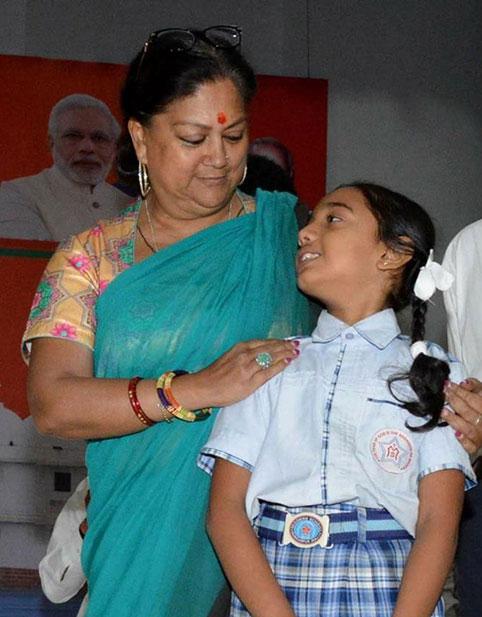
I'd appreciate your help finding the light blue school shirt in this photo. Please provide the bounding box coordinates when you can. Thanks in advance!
[199,309,475,536]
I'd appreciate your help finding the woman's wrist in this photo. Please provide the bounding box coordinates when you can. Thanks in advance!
[133,372,210,427]
[136,378,174,423]
[169,371,210,411]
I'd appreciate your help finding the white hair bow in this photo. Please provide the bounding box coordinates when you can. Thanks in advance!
[410,340,428,359]
[413,249,454,302]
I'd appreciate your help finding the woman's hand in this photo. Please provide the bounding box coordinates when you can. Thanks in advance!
[442,379,482,454]
[171,338,300,410]
[28,337,300,439]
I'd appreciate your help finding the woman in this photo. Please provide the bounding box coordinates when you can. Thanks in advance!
[24,27,312,617]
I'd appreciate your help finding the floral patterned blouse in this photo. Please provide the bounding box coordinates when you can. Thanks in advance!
[22,203,140,358]
[22,194,255,360]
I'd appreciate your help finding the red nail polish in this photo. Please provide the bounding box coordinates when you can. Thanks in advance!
[293,339,300,347]
[293,348,300,356]
[455,430,463,438]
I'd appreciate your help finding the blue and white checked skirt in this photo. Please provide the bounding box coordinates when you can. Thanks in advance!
[229,503,444,617]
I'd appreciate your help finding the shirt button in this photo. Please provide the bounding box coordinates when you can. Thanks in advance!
[92,201,101,209]
[345,333,354,340]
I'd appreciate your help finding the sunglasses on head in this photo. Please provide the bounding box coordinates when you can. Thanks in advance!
[136,25,242,78]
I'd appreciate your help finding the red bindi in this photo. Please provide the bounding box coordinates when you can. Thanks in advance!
[217,112,227,124]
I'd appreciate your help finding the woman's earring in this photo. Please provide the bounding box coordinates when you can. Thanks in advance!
[138,162,151,198]
[238,164,247,186]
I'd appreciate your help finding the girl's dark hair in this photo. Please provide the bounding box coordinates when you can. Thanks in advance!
[121,33,257,125]
[339,182,449,431]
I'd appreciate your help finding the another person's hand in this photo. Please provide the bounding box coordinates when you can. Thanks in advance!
[79,490,90,539]
[172,338,300,410]
[442,379,482,454]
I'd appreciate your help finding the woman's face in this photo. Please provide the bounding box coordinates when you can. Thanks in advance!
[129,78,249,218]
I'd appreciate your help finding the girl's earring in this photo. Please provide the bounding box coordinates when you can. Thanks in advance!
[138,162,151,198]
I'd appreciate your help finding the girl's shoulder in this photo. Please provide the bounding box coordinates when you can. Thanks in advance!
[396,334,466,380]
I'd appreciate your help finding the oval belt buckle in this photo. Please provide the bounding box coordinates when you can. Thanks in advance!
[282,512,330,548]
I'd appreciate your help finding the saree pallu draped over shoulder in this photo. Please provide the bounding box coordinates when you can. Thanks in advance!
[82,191,313,617]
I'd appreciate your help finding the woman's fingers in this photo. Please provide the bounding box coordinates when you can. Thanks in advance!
[456,434,479,455]
[250,339,300,373]
[228,338,300,373]
[249,350,296,386]
[442,409,479,453]
[195,338,301,407]
[442,381,482,453]
[459,377,482,394]
[445,382,482,424]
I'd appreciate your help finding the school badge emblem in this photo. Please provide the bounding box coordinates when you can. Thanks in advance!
[370,429,414,473]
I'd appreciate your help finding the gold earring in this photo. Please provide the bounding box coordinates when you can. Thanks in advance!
[238,164,247,186]
[138,162,151,198]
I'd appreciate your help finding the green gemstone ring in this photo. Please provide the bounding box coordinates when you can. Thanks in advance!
[255,351,273,369]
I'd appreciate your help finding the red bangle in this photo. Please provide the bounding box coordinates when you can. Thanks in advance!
[128,377,155,427]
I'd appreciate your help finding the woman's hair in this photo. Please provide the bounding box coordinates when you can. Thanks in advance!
[338,182,449,432]
[121,33,257,126]
[118,31,257,188]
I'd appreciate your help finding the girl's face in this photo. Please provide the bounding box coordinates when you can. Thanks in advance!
[297,187,391,318]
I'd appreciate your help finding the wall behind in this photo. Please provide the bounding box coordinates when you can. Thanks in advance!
[1,0,481,342]
[307,0,482,341]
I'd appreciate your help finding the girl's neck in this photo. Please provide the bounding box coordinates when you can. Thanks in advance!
[324,299,390,326]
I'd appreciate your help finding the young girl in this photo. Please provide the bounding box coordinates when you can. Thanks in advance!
[199,183,476,617]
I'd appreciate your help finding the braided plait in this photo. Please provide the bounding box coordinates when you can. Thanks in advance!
[339,182,451,432]
[400,296,449,431]
[410,297,427,343]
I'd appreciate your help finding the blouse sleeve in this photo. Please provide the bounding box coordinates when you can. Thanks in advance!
[22,233,102,360]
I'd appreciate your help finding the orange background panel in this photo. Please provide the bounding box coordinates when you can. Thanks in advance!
[0,55,327,419]
[0,54,327,207]
[0,239,57,419]
[0,55,127,181]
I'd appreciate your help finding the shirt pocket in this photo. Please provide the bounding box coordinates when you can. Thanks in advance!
[356,379,420,484]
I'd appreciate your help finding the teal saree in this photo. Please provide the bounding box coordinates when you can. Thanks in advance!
[82,190,313,616]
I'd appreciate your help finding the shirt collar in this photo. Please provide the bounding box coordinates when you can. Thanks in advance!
[312,308,401,350]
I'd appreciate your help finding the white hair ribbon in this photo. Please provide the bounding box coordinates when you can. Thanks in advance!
[410,340,428,359]
[413,249,454,302]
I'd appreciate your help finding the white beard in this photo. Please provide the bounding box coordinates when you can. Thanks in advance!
[52,150,110,186]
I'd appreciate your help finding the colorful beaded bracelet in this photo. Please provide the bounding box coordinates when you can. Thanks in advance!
[156,397,174,423]
[128,377,156,427]
[156,370,212,422]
